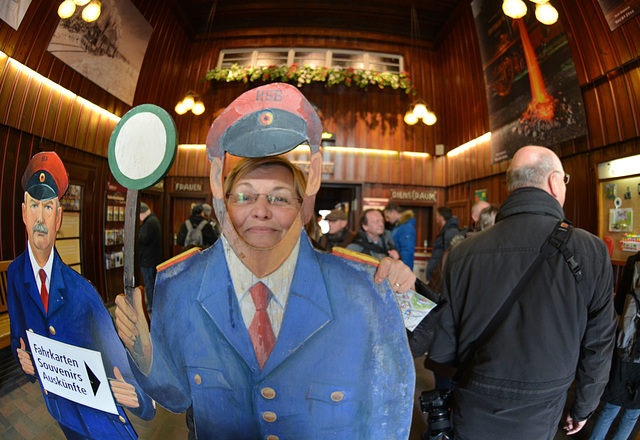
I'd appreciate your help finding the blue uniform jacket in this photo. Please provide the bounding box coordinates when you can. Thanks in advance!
[133,232,415,439]
[7,249,155,439]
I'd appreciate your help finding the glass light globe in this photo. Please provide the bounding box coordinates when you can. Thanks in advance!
[404,111,419,125]
[412,103,428,119]
[58,0,76,19]
[529,0,549,4]
[182,94,195,111]
[175,102,188,115]
[192,101,205,115]
[502,0,527,19]
[82,0,101,22]
[423,112,437,126]
[535,3,558,25]
[73,0,91,5]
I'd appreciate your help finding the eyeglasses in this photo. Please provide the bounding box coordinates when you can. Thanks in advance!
[552,170,570,184]
[226,192,302,207]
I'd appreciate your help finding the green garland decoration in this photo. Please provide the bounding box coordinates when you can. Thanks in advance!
[204,63,416,94]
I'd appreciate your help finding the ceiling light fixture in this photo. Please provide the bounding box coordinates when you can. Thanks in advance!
[404,100,437,126]
[175,91,205,116]
[534,3,559,25]
[58,0,76,19]
[81,0,101,22]
[404,4,437,127]
[502,0,528,19]
[58,0,102,22]
[502,0,558,25]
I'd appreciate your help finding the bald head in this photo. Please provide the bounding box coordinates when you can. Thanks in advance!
[471,201,490,223]
[507,146,567,206]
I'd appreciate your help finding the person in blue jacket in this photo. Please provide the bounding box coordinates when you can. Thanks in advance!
[384,203,417,270]
[115,83,416,439]
[7,151,154,440]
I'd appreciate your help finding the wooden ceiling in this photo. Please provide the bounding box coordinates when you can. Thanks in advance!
[170,0,467,42]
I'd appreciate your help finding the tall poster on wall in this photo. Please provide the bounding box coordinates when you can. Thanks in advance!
[471,0,588,164]
[46,0,153,105]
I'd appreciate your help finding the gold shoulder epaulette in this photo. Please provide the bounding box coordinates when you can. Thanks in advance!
[331,247,380,267]
[157,247,201,272]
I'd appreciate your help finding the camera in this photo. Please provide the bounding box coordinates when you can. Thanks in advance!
[420,389,453,440]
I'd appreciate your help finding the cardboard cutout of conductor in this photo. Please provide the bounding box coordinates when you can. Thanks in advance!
[7,152,154,440]
[116,83,415,439]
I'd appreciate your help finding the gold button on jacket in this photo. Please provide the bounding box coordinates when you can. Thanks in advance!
[261,387,276,399]
[262,411,277,423]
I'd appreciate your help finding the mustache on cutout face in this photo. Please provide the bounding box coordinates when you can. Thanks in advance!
[33,223,48,235]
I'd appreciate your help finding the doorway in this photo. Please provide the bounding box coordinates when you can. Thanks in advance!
[315,183,361,234]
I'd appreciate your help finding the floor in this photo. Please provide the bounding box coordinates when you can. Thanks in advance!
[0,346,639,440]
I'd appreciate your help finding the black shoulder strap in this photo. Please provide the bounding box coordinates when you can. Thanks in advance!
[454,219,577,382]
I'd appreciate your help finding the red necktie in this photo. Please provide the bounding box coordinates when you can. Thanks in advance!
[248,282,275,369]
[39,269,49,314]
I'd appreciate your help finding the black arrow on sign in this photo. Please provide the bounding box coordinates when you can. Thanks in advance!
[85,362,101,396]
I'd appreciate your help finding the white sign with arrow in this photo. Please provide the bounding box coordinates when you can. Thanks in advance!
[26,330,118,415]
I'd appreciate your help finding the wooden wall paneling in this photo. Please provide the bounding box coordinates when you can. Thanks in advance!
[560,0,605,82]
[582,87,607,149]
[597,79,625,145]
[610,68,640,140]
[622,18,640,58]
[0,127,25,261]
[434,4,489,154]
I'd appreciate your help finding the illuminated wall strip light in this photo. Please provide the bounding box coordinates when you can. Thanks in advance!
[402,151,430,158]
[180,144,431,158]
[0,50,120,124]
[447,132,492,157]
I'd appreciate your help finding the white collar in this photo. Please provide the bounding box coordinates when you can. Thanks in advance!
[27,241,54,286]
[222,234,300,309]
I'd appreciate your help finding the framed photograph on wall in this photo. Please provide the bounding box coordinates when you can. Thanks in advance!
[46,0,153,105]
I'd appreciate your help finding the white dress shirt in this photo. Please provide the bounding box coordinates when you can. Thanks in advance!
[27,241,54,296]
[222,235,299,338]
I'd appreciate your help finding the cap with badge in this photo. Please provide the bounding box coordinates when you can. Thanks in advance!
[21,152,69,201]
[206,82,322,161]
[325,209,347,221]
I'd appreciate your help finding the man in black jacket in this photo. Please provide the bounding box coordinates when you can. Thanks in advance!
[425,206,459,281]
[138,202,162,314]
[318,209,356,251]
[429,146,617,439]
[346,209,400,261]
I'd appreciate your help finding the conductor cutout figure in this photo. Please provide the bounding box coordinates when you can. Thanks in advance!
[7,151,155,440]
[115,83,415,439]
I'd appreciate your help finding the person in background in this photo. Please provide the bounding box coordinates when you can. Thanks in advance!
[425,206,459,281]
[588,252,640,440]
[471,200,490,229]
[318,208,356,251]
[177,203,217,249]
[384,203,416,270]
[138,202,162,315]
[475,204,499,232]
[7,152,154,439]
[614,250,640,315]
[347,208,400,261]
[202,203,221,243]
[429,145,616,439]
